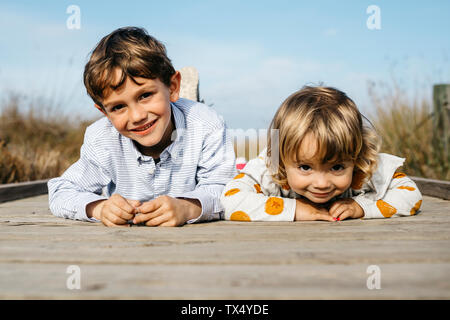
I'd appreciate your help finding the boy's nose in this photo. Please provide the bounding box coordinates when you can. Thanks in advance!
[129,104,148,123]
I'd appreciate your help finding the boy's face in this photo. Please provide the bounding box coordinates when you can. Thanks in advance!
[284,133,354,204]
[97,69,180,157]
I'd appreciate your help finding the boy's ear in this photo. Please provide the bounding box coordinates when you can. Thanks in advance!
[94,104,107,116]
[169,71,181,102]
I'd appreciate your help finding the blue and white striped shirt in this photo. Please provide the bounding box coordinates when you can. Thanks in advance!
[48,98,237,223]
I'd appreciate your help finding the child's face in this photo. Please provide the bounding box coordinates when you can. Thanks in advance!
[284,133,354,204]
[98,69,180,156]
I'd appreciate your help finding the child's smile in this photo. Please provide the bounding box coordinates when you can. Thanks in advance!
[98,68,180,158]
[284,133,355,204]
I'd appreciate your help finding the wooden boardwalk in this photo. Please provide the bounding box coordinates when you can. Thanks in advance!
[0,194,449,299]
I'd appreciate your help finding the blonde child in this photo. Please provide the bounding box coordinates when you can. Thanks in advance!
[221,86,422,222]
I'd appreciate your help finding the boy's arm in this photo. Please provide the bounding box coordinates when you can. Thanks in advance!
[48,139,110,222]
[353,172,423,219]
[176,122,237,223]
[220,157,297,222]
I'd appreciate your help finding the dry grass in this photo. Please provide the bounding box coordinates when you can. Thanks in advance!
[0,81,448,184]
[368,81,448,180]
[0,94,95,183]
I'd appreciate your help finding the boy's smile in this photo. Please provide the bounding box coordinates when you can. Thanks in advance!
[97,69,181,158]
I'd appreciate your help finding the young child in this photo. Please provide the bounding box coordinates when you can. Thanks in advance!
[221,86,422,222]
[48,27,236,227]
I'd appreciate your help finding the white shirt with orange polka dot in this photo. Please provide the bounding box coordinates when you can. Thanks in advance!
[220,149,423,221]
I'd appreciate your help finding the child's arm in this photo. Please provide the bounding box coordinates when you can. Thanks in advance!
[48,129,111,222]
[220,157,333,222]
[353,172,422,219]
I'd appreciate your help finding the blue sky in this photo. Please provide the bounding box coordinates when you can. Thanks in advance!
[1,0,449,129]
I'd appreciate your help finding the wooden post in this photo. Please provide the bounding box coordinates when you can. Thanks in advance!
[432,84,450,175]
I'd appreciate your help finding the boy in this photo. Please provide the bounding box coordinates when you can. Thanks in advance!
[48,27,236,227]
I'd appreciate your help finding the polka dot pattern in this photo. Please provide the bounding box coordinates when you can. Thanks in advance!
[397,186,416,191]
[233,173,245,179]
[230,211,251,221]
[224,188,240,196]
[410,200,422,215]
[393,172,406,179]
[376,199,397,218]
[265,197,284,215]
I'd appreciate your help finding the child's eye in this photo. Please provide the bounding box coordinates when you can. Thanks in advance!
[331,164,345,171]
[298,165,311,171]
[140,92,154,100]
[111,104,125,112]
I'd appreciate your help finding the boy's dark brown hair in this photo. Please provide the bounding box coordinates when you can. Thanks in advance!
[83,26,176,108]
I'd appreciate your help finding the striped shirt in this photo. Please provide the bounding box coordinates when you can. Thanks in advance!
[48,98,237,223]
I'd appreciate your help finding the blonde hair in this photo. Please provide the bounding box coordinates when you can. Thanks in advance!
[267,86,381,189]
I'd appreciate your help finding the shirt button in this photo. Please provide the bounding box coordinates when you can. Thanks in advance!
[148,168,155,175]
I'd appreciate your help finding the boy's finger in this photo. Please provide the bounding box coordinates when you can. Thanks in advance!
[136,198,163,214]
[133,207,164,224]
[109,204,135,221]
[110,194,136,213]
[145,213,170,227]
[127,199,141,209]
[104,210,129,225]
[102,215,130,227]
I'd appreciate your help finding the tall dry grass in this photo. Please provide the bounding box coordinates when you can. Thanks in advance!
[0,81,448,184]
[368,81,449,180]
[0,94,95,183]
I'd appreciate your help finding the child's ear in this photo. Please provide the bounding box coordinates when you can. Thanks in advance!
[169,71,181,102]
[95,104,107,116]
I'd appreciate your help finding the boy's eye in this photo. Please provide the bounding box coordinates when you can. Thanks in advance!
[331,164,345,171]
[298,165,311,171]
[140,92,154,100]
[111,104,125,112]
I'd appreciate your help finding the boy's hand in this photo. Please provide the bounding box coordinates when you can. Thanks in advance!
[87,194,141,227]
[329,198,364,221]
[132,195,202,227]
[295,198,334,222]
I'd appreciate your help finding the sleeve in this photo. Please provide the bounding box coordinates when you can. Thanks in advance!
[179,121,237,224]
[220,157,297,222]
[47,133,111,222]
[353,172,423,219]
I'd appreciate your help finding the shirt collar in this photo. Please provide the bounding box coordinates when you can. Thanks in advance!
[129,101,186,163]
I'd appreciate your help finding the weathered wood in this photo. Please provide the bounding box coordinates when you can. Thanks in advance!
[0,179,48,203]
[0,194,449,299]
[432,84,450,170]
[179,66,200,102]
[411,176,450,200]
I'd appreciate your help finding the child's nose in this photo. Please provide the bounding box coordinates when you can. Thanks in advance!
[129,104,147,123]
[312,173,331,189]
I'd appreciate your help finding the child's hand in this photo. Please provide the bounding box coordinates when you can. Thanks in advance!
[132,195,202,227]
[295,198,335,222]
[329,198,364,221]
[87,194,141,227]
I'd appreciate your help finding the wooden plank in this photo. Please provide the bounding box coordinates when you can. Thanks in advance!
[432,84,450,172]
[0,179,49,203]
[411,176,450,200]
